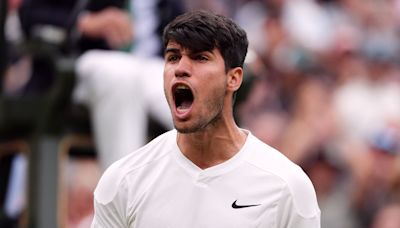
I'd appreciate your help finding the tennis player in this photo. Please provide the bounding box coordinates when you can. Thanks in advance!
[91,10,321,227]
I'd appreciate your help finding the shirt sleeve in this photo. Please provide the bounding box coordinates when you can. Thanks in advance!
[280,207,321,228]
[275,168,321,228]
[91,197,128,227]
[91,165,131,227]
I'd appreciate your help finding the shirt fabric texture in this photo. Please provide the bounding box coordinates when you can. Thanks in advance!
[91,129,321,228]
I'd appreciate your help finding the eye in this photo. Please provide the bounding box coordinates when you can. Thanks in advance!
[166,54,180,63]
[194,54,209,62]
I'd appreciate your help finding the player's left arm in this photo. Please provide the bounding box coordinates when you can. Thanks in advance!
[276,167,321,228]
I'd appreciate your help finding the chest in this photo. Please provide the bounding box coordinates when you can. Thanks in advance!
[130,165,285,228]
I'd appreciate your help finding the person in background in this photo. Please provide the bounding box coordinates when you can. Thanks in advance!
[18,0,184,170]
[16,0,182,226]
[73,0,185,170]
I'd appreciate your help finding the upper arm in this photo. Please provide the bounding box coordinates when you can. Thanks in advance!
[92,196,128,227]
[92,164,131,227]
[275,168,321,228]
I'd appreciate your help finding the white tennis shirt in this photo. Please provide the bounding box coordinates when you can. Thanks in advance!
[91,130,320,227]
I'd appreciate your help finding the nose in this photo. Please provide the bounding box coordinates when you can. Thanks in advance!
[175,55,191,77]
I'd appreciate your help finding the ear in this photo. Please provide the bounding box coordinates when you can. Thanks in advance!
[227,67,243,92]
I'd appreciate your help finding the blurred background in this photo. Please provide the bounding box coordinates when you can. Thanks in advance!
[1,0,400,227]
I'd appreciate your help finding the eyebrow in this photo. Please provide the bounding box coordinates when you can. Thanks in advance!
[165,47,215,56]
[164,48,180,56]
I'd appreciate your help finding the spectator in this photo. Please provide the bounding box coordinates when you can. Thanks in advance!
[73,0,184,169]
[18,0,184,170]
[16,0,183,226]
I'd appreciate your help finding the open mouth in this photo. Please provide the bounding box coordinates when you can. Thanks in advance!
[173,84,194,113]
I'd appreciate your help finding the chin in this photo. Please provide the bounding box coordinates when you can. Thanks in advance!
[175,126,197,134]
[174,122,204,134]
[176,128,193,134]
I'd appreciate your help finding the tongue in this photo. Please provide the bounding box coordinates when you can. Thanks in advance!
[177,101,192,113]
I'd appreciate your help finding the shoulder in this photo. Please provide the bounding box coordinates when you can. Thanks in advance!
[244,133,320,218]
[94,130,176,204]
[244,133,304,179]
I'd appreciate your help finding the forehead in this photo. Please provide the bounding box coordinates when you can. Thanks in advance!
[166,40,210,52]
[165,41,221,56]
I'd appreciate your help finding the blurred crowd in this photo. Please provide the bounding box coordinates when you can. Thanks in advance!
[1,0,400,227]
[234,0,400,228]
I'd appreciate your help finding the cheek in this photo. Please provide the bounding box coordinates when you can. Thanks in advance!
[163,79,172,103]
[208,74,227,97]
[211,74,228,94]
[163,67,171,80]
[163,68,173,90]
[202,80,226,106]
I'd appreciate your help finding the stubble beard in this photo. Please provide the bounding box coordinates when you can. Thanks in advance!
[175,94,225,134]
[175,110,223,134]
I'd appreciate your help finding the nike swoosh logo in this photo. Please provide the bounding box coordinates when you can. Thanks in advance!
[232,200,261,209]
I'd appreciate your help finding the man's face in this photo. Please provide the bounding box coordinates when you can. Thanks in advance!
[163,41,228,133]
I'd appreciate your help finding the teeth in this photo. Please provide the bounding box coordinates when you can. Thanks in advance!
[176,85,189,90]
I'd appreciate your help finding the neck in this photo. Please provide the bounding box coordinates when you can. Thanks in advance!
[177,115,247,169]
